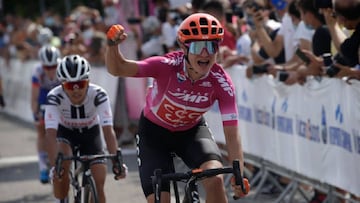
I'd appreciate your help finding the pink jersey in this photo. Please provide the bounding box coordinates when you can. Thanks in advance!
[135,51,238,131]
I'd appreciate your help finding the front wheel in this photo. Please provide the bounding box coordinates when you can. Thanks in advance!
[83,175,99,203]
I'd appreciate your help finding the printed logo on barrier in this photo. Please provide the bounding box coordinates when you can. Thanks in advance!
[335,104,343,123]
[328,104,352,152]
[271,97,276,129]
[281,98,288,113]
[352,129,360,154]
[321,106,328,144]
[155,96,204,127]
[238,90,252,122]
[242,90,247,102]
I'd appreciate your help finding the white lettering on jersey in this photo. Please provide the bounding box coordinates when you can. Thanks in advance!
[169,91,209,103]
[211,72,234,97]
[160,55,183,66]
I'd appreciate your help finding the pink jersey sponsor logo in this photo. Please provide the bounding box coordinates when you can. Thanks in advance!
[155,97,204,127]
[211,71,234,96]
[169,91,209,103]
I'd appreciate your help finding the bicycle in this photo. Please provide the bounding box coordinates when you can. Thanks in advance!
[151,157,247,203]
[54,147,124,203]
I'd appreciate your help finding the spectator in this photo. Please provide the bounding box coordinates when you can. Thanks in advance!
[0,20,10,68]
[140,16,164,58]
[159,7,179,52]
[85,31,107,66]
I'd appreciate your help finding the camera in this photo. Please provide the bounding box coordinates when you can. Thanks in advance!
[314,0,332,9]
[252,63,270,74]
[322,53,340,77]
[276,70,289,82]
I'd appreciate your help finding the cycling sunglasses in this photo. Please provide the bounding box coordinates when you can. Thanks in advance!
[186,41,219,55]
[62,80,89,91]
[43,64,57,70]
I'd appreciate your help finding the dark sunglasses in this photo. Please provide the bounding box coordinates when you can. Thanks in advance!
[62,80,89,91]
[186,41,219,55]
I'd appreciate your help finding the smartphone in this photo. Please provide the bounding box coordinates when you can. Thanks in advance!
[276,70,289,82]
[295,47,310,64]
[252,63,270,74]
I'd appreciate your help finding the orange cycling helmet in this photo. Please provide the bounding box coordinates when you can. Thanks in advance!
[177,13,224,44]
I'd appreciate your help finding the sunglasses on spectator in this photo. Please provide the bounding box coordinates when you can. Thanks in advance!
[43,64,57,70]
[62,80,89,91]
[186,41,219,55]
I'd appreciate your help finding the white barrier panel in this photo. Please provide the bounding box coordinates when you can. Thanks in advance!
[1,59,118,124]
[90,66,119,112]
[205,65,360,196]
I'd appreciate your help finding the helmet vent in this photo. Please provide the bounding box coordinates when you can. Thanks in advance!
[181,29,191,36]
[192,28,199,35]
[201,28,208,35]
[199,17,208,25]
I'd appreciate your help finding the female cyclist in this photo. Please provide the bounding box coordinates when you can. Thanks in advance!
[45,55,127,203]
[106,13,250,203]
[31,45,61,183]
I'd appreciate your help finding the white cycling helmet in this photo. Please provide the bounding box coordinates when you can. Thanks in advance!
[38,45,61,66]
[57,55,91,82]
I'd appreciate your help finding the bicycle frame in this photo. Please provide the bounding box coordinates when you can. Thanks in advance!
[151,159,246,203]
[55,148,123,203]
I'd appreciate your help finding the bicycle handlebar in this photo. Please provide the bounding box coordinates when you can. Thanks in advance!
[54,148,124,179]
[151,159,246,202]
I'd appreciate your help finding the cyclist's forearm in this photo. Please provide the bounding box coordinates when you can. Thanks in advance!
[102,126,118,154]
[45,128,58,166]
[224,126,245,174]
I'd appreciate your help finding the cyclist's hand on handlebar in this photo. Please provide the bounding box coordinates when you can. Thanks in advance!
[231,176,250,198]
[106,24,127,46]
[112,163,128,180]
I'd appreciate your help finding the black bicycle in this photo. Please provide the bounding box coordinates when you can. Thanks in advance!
[151,158,247,203]
[55,147,124,203]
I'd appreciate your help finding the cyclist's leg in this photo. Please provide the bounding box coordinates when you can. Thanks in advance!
[175,118,227,203]
[90,163,107,203]
[53,141,72,199]
[36,118,49,183]
[50,125,75,200]
[137,113,172,203]
[200,160,227,203]
[82,125,106,203]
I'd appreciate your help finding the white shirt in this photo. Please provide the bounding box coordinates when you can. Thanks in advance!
[45,84,113,130]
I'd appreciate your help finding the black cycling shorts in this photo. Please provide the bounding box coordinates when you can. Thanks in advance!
[137,112,223,197]
[57,125,105,159]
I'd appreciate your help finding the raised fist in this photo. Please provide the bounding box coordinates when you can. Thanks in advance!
[106,24,127,46]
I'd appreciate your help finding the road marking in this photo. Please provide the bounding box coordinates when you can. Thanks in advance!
[0,148,136,168]
[0,155,38,167]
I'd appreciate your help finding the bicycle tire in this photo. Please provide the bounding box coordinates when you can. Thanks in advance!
[83,175,99,203]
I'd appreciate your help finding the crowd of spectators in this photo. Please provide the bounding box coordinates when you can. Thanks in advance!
[0,0,359,202]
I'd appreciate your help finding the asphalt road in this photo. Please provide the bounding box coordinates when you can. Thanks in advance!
[0,112,308,203]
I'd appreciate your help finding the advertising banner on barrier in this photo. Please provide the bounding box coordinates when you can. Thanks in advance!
[206,65,360,196]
